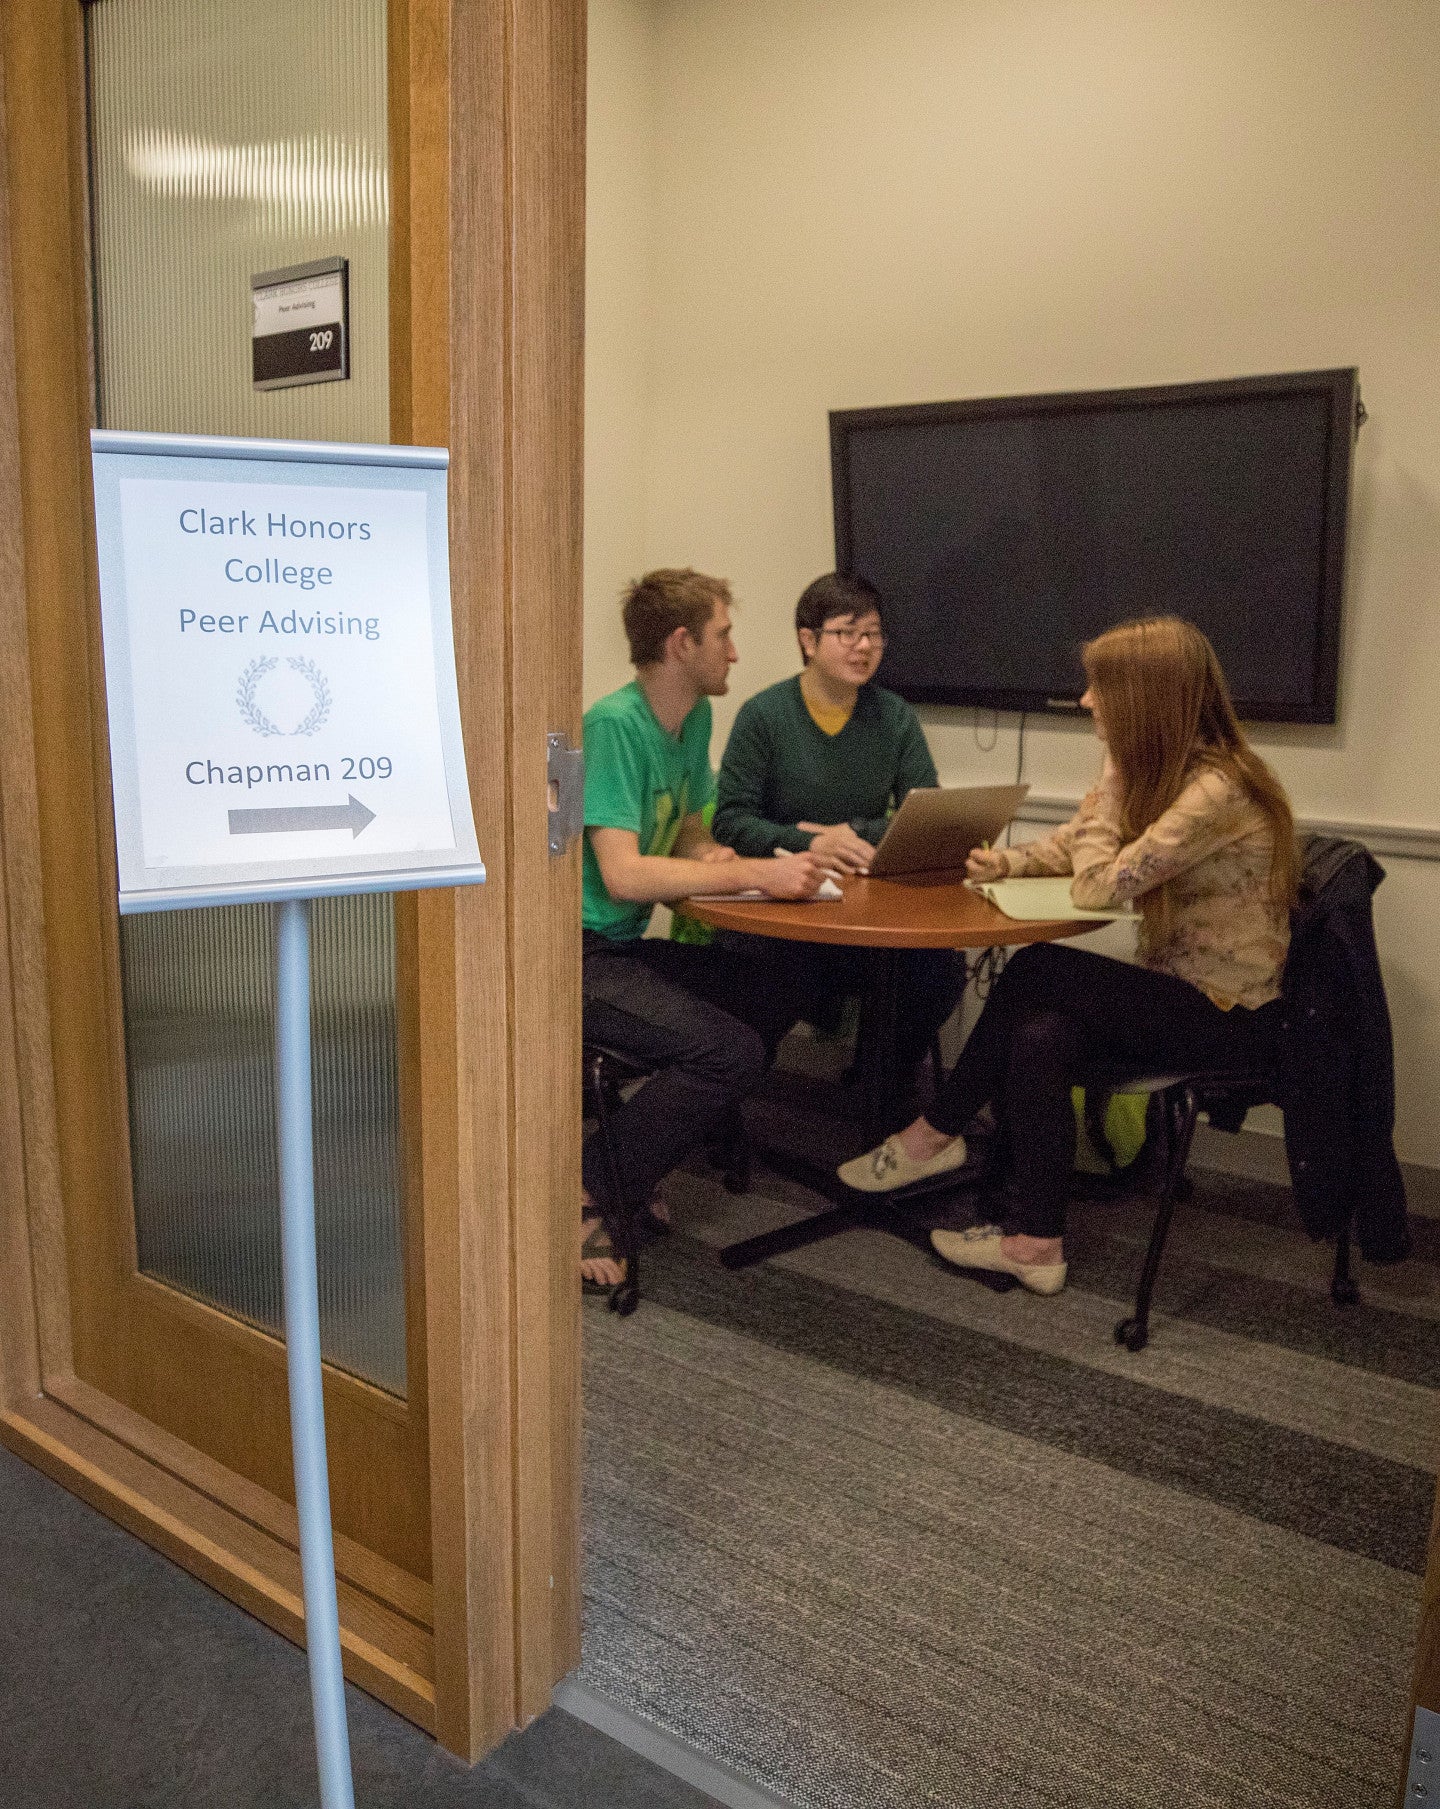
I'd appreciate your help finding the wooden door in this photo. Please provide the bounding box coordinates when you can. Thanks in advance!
[0,0,584,1760]
[0,0,430,1592]
[1403,1493,1440,1803]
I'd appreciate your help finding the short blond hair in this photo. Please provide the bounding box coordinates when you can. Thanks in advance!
[621,568,731,667]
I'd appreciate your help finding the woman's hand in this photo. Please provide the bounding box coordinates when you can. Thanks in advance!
[966,846,1008,882]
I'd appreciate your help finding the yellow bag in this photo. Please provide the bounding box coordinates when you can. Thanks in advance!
[1071,1086,1149,1173]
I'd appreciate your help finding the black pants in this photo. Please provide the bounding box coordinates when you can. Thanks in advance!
[738,938,965,1076]
[926,942,1281,1238]
[581,931,804,1214]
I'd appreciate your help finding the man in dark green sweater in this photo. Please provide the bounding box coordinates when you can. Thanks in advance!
[713,572,964,1083]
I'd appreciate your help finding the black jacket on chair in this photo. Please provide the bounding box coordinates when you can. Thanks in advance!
[1273,836,1410,1262]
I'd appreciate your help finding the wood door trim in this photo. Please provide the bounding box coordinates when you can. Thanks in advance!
[391,0,585,1755]
[1404,1489,1440,1801]
[392,0,519,1757]
[506,0,586,1720]
[0,1395,435,1729]
[125,1272,414,1429]
[44,1370,433,1629]
[0,0,79,1418]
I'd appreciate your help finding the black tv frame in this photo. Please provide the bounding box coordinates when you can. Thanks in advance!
[830,367,1358,724]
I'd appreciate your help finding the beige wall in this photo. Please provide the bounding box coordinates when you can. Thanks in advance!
[585,0,1440,1163]
[584,0,657,704]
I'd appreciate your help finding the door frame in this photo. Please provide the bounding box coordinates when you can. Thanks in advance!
[0,0,584,1761]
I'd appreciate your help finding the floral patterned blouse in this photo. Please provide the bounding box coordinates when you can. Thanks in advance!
[997,763,1289,1010]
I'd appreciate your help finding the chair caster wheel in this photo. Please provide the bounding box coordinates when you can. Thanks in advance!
[609,1280,639,1317]
[1114,1316,1149,1353]
[1331,1276,1360,1307]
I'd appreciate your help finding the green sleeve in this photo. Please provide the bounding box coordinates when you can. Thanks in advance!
[583,713,645,833]
[713,702,810,856]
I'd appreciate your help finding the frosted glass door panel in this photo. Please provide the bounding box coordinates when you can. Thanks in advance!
[121,896,405,1394]
[87,0,388,441]
[88,0,405,1394]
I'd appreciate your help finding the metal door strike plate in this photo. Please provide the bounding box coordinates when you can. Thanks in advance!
[1408,1705,1440,1801]
[547,731,584,857]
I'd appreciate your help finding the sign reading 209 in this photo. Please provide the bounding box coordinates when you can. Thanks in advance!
[91,431,485,914]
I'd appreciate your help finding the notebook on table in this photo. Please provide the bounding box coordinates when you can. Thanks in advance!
[970,875,1134,922]
[689,875,844,903]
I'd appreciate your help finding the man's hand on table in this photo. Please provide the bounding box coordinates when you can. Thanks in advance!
[758,850,828,899]
[799,822,875,875]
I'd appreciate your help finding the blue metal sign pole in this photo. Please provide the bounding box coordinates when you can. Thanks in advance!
[90,430,487,1805]
[275,896,356,1809]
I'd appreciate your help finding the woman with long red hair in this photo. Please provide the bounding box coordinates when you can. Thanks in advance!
[839,616,1297,1296]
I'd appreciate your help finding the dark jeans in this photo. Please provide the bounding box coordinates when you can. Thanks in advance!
[742,938,965,1076]
[581,930,804,1214]
[926,941,1282,1239]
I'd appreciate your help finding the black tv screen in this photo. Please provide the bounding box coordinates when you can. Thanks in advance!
[830,369,1357,723]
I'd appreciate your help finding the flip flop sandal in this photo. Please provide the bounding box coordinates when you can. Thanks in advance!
[581,1214,628,1295]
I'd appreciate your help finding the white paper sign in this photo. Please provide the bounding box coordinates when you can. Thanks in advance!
[92,432,484,913]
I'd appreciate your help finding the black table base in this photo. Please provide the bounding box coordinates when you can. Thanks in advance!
[718,1142,981,1268]
[719,944,973,1270]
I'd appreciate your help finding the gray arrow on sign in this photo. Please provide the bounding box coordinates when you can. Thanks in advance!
[228,794,377,839]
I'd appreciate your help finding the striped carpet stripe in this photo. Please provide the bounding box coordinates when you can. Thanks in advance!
[581,1082,1430,1807]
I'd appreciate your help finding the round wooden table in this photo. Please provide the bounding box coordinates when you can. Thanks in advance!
[682,871,1097,1269]
[682,870,1097,951]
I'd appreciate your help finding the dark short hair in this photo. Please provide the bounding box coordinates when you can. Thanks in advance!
[794,572,884,656]
[621,568,732,667]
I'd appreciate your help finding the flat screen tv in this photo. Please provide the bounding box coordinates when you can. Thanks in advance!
[830,368,1358,724]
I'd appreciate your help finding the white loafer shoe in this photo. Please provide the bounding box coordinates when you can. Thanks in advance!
[930,1223,1067,1295]
[837,1132,969,1194]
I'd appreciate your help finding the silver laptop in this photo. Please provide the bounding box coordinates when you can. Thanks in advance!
[867,782,1030,879]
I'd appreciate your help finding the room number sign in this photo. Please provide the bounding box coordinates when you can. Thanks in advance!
[252,258,349,390]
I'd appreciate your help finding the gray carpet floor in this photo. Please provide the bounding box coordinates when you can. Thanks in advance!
[579,1056,1436,1808]
[0,1442,725,1809]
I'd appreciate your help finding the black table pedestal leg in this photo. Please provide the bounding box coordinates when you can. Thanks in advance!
[720,944,910,1270]
[856,945,901,1148]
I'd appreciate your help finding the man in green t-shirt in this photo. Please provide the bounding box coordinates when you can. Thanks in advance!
[713,571,964,1082]
[581,569,824,1286]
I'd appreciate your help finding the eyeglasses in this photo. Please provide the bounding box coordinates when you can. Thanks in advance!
[820,625,886,649]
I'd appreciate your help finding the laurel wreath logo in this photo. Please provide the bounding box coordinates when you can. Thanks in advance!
[236,657,282,736]
[236,655,333,738]
[289,657,332,737]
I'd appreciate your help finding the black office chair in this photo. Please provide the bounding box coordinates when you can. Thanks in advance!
[1089,832,1399,1353]
[1080,1063,1357,1353]
[582,1041,753,1316]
